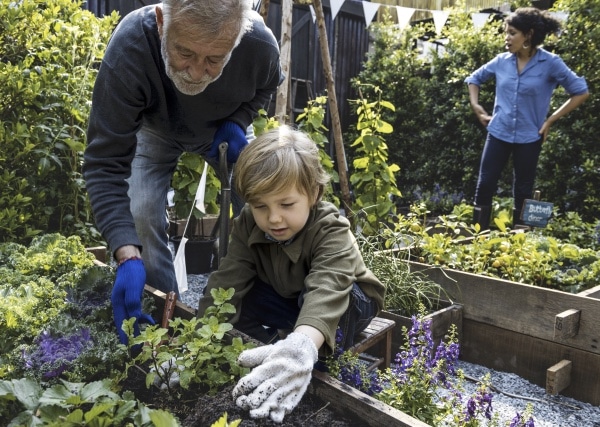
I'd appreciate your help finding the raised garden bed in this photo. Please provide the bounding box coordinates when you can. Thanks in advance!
[145,285,429,427]
[404,260,600,405]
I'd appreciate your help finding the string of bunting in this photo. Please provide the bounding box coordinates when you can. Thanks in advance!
[306,0,568,35]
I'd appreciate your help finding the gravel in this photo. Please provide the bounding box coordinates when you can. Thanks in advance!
[456,360,600,426]
[178,271,600,426]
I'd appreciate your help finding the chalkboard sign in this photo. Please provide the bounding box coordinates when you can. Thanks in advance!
[521,199,554,227]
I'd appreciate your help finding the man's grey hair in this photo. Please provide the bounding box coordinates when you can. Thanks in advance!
[161,0,253,43]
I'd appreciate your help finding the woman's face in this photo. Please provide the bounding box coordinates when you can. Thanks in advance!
[504,25,530,54]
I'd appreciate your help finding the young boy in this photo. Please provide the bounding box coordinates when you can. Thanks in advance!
[197,125,385,422]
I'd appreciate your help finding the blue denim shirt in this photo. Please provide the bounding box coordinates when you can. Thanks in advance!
[465,48,588,143]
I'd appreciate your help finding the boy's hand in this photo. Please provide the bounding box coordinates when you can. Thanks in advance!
[232,332,318,423]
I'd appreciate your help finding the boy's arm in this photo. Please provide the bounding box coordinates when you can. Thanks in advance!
[294,324,325,350]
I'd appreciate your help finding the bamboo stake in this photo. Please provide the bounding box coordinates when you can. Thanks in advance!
[275,0,293,122]
[259,0,271,22]
[312,0,352,217]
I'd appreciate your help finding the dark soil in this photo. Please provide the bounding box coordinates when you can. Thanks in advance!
[123,364,369,426]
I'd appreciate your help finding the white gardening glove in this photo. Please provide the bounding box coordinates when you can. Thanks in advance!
[232,332,318,423]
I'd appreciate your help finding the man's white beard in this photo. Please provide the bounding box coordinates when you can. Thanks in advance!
[161,35,226,96]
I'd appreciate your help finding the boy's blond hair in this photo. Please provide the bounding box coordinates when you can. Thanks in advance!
[234,126,330,204]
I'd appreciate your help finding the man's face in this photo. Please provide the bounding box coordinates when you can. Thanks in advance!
[157,9,239,95]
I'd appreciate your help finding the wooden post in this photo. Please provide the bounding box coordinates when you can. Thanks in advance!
[258,0,270,22]
[554,308,581,339]
[312,0,352,217]
[275,0,292,122]
[546,359,572,395]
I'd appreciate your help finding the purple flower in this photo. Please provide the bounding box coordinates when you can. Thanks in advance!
[23,328,93,379]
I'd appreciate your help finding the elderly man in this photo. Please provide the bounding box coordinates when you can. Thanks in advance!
[83,0,281,344]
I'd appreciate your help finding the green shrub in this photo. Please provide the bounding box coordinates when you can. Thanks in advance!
[0,0,118,244]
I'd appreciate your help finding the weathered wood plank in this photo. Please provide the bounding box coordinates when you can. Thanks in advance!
[311,370,430,427]
[460,320,600,405]
[546,359,572,396]
[406,261,600,356]
[144,285,196,321]
[579,284,600,299]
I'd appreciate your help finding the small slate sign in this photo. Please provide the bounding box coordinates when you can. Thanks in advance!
[521,199,553,227]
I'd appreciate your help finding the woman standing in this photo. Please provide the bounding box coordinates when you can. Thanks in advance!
[466,7,588,229]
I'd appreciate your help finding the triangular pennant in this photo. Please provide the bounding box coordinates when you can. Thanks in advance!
[330,0,345,21]
[550,11,569,22]
[396,6,415,31]
[362,2,380,28]
[432,10,450,35]
[194,161,208,214]
[174,236,188,294]
[309,4,316,24]
[471,13,490,30]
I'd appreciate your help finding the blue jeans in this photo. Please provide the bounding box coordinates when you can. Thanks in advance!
[474,133,543,211]
[127,127,245,294]
[236,279,377,351]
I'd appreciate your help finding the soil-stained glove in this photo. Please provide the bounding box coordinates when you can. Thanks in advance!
[111,258,155,344]
[232,332,318,423]
[208,121,248,163]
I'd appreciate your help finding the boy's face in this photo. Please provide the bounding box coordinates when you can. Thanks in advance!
[249,186,316,242]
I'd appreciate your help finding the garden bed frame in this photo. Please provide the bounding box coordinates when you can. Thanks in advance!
[405,261,600,405]
[91,246,600,419]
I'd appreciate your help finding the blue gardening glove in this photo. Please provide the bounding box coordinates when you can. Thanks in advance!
[232,332,318,423]
[111,258,155,344]
[208,120,248,163]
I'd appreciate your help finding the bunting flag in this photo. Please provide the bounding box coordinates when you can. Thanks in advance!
[330,0,345,21]
[550,11,569,22]
[471,13,490,30]
[305,0,564,37]
[396,6,415,31]
[432,10,450,35]
[362,1,380,28]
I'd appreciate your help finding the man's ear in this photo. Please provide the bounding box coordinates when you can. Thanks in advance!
[156,6,164,38]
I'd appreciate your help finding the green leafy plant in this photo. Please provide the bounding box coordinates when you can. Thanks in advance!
[296,95,340,206]
[211,412,242,427]
[125,287,253,395]
[0,378,179,426]
[349,84,401,235]
[387,203,600,294]
[0,0,118,245]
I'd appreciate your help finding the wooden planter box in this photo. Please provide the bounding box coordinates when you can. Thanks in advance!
[144,285,429,427]
[404,260,600,405]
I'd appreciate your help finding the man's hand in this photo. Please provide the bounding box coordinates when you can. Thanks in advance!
[111,258,155,344]
[232,332,318,423]
[208,121,248,163]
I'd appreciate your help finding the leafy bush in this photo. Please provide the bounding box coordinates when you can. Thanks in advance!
[0,234,127,383]
[388,204,600,294]
[0,0,118,244]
